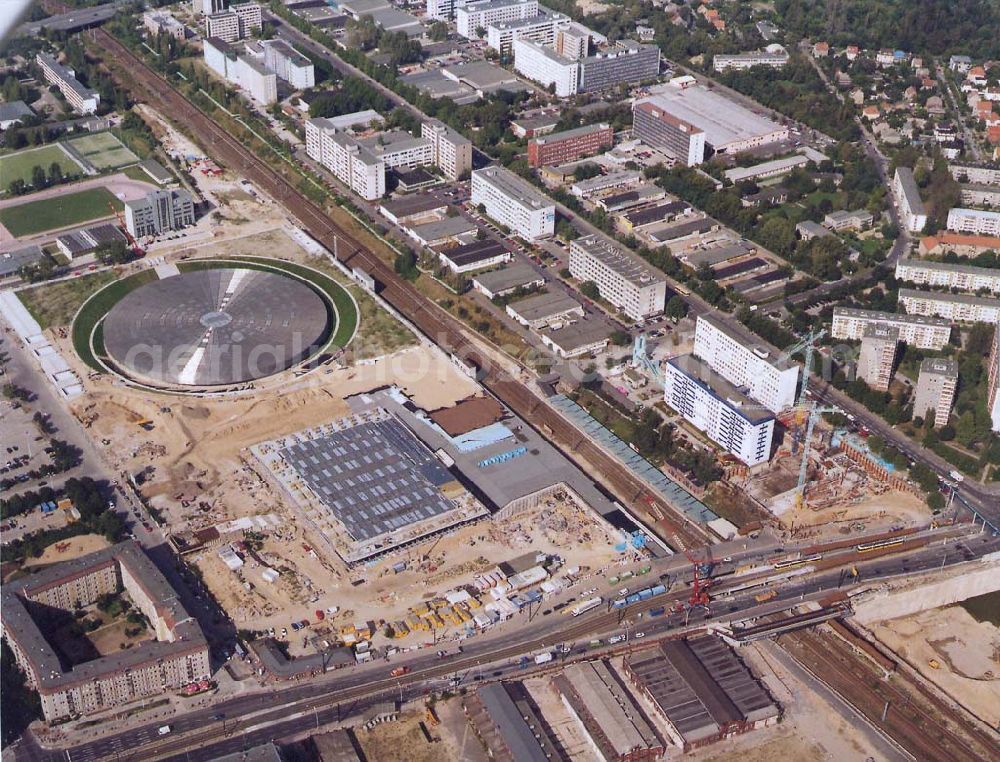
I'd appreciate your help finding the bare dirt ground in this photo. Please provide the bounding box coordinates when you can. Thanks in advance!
[354,708,465,762]
[23,534,111,567]
[781,491,929,543]
[873,606,1000,727]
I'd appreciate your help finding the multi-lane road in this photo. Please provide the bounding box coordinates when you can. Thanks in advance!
[14,527,998,761]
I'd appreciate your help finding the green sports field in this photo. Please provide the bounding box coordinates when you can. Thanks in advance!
[0,187,123,237]
[66,132,139,171]
[0,145,83,191]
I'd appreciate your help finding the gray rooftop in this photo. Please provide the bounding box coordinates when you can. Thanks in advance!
[622,200,690,227]
[507,290,582,322]
[683,241,755,268]
[472,263,544,293]
[540,316,613,352]
[402,70,478,102]
[139,159,172,184]
[280,410,459,543]
[919,357,959,377]
[369,7,422,34]
[572,234,664,289]
[410,216,478,242]
[897,257,1000,279]
[380,194,448,219]
[646,217,716,242]
[899,287,1000,309]
[533,122,611,146]
[895,167,926,216]
[796,220,832,238]
[1,541,205,692]
[476,684,550,762]
[36,53,97,101]
[443,61,519,90]
[0,100,33,123]
[668,354,775,425]
[474,166,554,210]
[0,244,45,277]
[833,306,952,328]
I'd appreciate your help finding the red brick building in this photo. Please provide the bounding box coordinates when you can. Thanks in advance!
[527,122,614,168]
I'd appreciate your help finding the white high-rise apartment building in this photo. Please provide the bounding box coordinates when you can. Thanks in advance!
[568,235,665,321]
[512,38,579,96]
[231,2,262,36]
[486,10,570,56]
[422,119,473,180]
[988,326,1000,432]
[205,12,240,42]
[194,0,226,15]
[457,0,538,39]
[831,308,952,349]
[894,258,1000,294]
[261,40,315,89]
[894,167,927,232]
[361,132,435,169]
[305,118,385,201]
[471,166,555,240]
[35,53,99,114]
[692,315,800,413]
[234,55,276,105]
[713,45,789,72]
[898,288,1000,324]
[912,358,958,427]
[663,354,775,466]
[427,0,469,21]
[856,324,899,391]
[947,207,1000,236]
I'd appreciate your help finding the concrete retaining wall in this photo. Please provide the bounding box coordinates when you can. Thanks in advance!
[852,562,1000,624]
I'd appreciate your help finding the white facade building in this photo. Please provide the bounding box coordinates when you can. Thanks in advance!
[712,45,789,72]
[856,324,899,391]
[35,53,99,114]
[305,118,385,201]
[568,235,665,321]
[832,307,952,349]
[512,37,579,96]
[427,0,469,20]
[457,0,538,39]
[143,11,186,40]
[663,354,775,466]
[946,207,1000,236]
[898,288,1000,324]
[949,164,1000,186]
[261,40,315,89]
[422,119,473,180]
[487,10,570,56]
[205,11,240,42]
[231,3,262,36]
[894,167,927,232]
[895,258,1000,294]
[471,166,555,240]
[988,326,1000,432]
[361,132,435,169]
[912,358,958,427]
[234,54,276,105]
[692,314,800,413]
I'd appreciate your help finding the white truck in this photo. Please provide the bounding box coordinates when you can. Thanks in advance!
[158,725,172,736]
[534,651,554,665]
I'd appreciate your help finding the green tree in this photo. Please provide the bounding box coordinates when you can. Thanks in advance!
[926,492,945,511]
[665,295,688,321]
[579,280,599,300]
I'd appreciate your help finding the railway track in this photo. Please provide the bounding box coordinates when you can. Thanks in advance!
[85,28,709,549]
[780,629,999,762]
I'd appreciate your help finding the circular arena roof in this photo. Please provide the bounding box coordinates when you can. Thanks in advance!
[102,268,330,387]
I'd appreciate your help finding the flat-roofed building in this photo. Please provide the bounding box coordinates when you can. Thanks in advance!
[824,209,874,231]
[724,153,811,183]
[552,661,665,761]
[513,37,579,96]
[634,83,789,157]
[624,636,780,752]
[569,234,666,320]
[457,0,538,39]
[232,2,262,35]
[578,40,661,92]
[35,53,99,114]
[528,122,613,167]
[437,239,511,272]
[506,290,583,328]
[950,163,1000,186]
[831,307,952,349]
[427,0,469,21]
[143,11,186,40]
[422,119,473,180]
[895,258,1000,294]
[619,201,692,232]
[305,118,385,200]
[471,166,555,240]
[0,245,46,278]
[898,287,1000,324]
[663,354,775,465]
[632,100,706,166]
[988,326,1000,432]
[124,189,195,238]
[857,323,899,391]
[360,131,435,170]
[959,183,1000,208]
[487,8,570,56]
[796,220,833,240]
[894,167,927,232]
[409,216,478,247]
[682,241,756,269]
[379,194,448,225]
[570,169,642,198]
[466,683,562,762]
[947,207,1000,236]
[713,45,789,72]
[260,39,315,89]
[913,357,958,426]
[205,10,240,41]
[598,185,667,213]
[472,263,545,298]
[510,112,560,138]
[234,54,277,105]
[693,314,799,413]
[539,315,612,357]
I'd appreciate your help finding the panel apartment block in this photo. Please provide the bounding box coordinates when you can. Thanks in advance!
[569,234,666,321]
[527,122,613,167]
[305,118,385,200]
[898,288,1000,324]
[471,166,555,240]
[663,354,775,466]
[856,323,899,391]
[578,40,660,91]
[831,307,952,349]
[632,100,706,166]
[693,314,799,413]
[912,357,958,427]
[457,0,538,39]
[894,167,927,232]
[35,53,99,114]
[422,119,473,180]
[894,258,1000,294]
[946,207,1000,237]
[512,37,579,96]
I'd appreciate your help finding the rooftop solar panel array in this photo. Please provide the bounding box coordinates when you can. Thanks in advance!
[549,394,718,524]
[280,412,457,542]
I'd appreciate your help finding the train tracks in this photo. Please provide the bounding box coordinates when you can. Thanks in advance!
[85,28,709,549]
[780,628,999,762]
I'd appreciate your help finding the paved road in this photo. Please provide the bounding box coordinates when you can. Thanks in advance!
[936,64,983,162]
[14,528,997,761]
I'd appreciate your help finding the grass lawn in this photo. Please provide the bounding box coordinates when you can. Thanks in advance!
[0,145,82,192]
[18,270,117,329]
[66,132,139,171]
[0,188,123,237]
[71,270,158,370]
